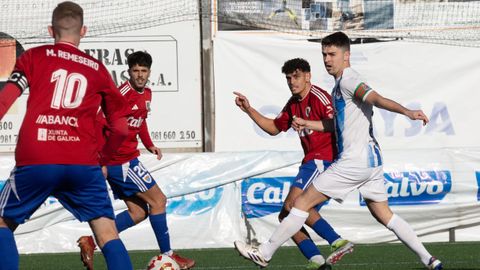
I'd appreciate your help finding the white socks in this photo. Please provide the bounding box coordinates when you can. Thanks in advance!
[386,214,432,266]
[310,255,326,265]
[259,207,309,261]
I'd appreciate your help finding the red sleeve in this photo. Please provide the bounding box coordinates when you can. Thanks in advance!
[100,68,131,122]
[138,120,154,149]
[99,117,128,165]
[0,83,22,120]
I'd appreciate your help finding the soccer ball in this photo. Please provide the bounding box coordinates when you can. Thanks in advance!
[146,255,180,270]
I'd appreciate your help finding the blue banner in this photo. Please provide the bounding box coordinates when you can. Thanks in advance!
[167,186,223,216]
[241,177,293,218]
[361,170,452,206]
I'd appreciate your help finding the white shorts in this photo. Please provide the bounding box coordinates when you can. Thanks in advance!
[312,160,388,203]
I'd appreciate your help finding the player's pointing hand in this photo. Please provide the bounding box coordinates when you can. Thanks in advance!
[233,91,251,113]
[406,109,429,126]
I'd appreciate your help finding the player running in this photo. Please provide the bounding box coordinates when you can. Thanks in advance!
[77,51,195,270]
[0,2,132,269]
[234,58,353,269]
[234,32,443,270]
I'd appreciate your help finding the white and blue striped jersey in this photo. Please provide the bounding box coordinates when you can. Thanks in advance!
[332,67,382,168]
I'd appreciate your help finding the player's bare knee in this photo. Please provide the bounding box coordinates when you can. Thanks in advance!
[292,195,310,211]
[366,200,392,226]
[148,193,167,213]
[130,206,148,223]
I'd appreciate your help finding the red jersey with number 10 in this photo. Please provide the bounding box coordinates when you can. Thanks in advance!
[12,42,129,166]
[273,85,336,163]
[101,81,154,165]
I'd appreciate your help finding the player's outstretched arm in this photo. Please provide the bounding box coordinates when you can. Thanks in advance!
[233,91,280,135]
[364,90,429,125]
[0,83,22,120]
[292,116,334,132]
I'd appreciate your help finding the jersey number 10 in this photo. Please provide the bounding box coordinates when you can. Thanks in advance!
[50,69,87,109]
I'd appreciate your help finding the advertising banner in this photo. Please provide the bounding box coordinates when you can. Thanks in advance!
[0,150,479,253]
[0,21,202,151]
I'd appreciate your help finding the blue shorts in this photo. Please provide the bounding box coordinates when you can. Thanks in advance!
[292,159,332,210]
[107,158,157,199]
[0,165,114,224]
[292,159,332,190]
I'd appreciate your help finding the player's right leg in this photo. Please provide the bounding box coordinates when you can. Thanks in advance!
[282,186,326,269]
[78,161,151,270]
[279,206,326,269]
[236,184,330,267]
[289,160,354,266]
[57,165,132,270]
[88,217,132,270]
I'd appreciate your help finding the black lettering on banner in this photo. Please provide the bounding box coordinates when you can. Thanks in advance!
[7,71,28,94]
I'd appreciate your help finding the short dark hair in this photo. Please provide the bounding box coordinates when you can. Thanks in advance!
[321,31,350,51]
[52,1,83,35]
[127,51,152,69]
[281,58,310,74]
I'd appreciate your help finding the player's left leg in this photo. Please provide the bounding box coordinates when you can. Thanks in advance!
[280,188,325,269]
[117,196,148,232]
[60,165,132,270]
[289,160,353,266]
[362,166,442,270]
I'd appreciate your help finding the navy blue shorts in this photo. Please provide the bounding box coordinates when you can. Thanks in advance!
[107,158,157,199]
[0,165,114,224]
[292,159,332,210]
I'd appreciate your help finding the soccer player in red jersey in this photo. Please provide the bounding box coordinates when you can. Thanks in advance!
[77,51,195,270]
[233,58,353,269]
[0,2,133,270]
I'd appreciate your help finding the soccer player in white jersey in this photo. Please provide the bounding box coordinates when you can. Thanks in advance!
[234,32,443,270]
[234,58,353,269]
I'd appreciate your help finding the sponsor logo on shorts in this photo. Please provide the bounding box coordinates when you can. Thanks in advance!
[360,170,452,206]
[167,186,223,216]
[241,177,293,218]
